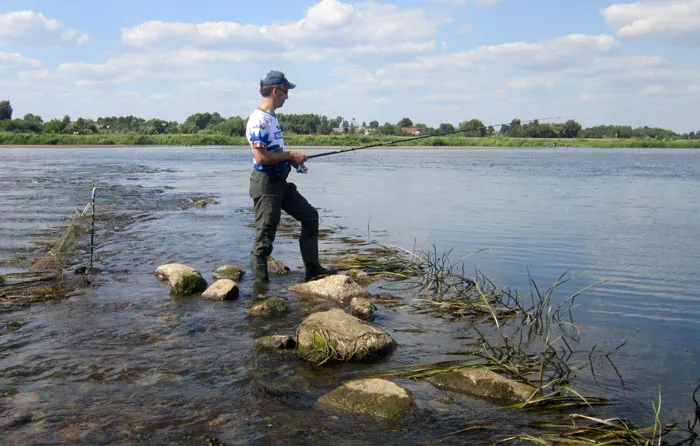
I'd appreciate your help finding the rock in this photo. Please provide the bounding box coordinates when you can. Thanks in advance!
[213,265,245,281]
[349,297,374,321]
[289,275,371,305]
[155,263,207,295]
[4,321,24,331]
[318,378,413,422]
[346,269,372,284]
[296,309,395,364]
[255,335,296,350]
[202,279,239,300]
[268,256,291,275]
[247,298,288,317]
[193,198,218,208]
[428,368,537,404]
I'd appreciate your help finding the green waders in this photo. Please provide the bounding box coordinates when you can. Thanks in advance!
[249,168,327,283]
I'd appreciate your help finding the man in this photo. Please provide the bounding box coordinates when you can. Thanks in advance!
[246,70,336,284]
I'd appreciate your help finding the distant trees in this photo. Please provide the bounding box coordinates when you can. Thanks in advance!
[0,100,12,120]
[561,120,582,138]
[438,123,456,134]
[459,119,486,137]
[397,117,413,128]
[1,100,696,141]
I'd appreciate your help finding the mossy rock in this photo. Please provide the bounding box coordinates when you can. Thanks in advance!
[247,298,288,317]
[172,273,208,295]
[298,330,340,364]
[213,265,245,281]
[428,368,536,404]
[319,378,414,423]
[193,198,218,208]
[346,269,372,285]
[296,309,395,364]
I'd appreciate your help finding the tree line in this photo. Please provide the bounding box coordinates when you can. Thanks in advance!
[0,100,697,140]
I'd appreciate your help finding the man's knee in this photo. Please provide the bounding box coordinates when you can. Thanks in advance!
[301,208,319,233]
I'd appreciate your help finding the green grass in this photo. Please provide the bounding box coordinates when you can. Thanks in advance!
[2,132,699,148]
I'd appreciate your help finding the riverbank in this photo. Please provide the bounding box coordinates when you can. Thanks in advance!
[1,132,699,148]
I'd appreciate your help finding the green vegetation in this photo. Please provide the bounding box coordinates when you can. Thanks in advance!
[1,99,698,148]
[172,273,207,296]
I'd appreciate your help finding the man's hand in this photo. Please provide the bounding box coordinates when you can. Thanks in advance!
[288,151,308,167]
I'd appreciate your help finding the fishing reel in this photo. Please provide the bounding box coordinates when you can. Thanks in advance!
[296,164,308,174]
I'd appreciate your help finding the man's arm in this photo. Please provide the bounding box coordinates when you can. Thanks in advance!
[253,148,308,166]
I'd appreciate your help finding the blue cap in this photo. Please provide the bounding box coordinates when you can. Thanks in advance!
[260,70,296,89]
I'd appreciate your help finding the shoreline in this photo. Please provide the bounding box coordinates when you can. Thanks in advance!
[2,144,699,149]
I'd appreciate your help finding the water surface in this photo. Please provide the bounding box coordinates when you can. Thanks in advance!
[1,146,699,444]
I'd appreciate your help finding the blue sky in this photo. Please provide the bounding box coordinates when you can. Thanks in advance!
[1,0,699,132]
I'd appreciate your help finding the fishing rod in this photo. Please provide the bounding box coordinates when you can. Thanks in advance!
[305,117,561,161]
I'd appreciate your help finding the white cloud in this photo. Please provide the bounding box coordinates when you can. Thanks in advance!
[428,0,467,5]
[121,0,445,61]
[474,0,503,5]
[400,34,618,73]
[505,76,555,90]
[602,0,700,44]
[0,11,88,47]
[2,1,699,132]
[0,50,41,67]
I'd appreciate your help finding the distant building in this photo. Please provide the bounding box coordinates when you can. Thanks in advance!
[402,127,421,136]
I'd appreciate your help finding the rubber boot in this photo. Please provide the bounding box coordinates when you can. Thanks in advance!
[250,254,270,284]
[251,280,269,299]
[300,236,337,281]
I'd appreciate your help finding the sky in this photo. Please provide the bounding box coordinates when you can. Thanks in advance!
[1,0,699,132]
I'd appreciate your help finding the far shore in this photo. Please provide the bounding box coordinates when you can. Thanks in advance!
[2,144,699,150]
[2,134,699,149]
[0,144,537,149]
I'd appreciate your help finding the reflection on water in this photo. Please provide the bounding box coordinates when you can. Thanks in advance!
[1,146,699,444]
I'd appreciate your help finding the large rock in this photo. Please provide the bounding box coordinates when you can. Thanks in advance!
[428,368,537,404]
[289,275,371,305]
[296,309,395,364]
[319,378,413,422]
[155,263,207,295]
[202,279,239,300]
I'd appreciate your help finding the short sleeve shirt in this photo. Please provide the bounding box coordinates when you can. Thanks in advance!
[245,109,288,170]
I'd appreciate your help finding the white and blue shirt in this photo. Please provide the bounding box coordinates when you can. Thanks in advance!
[246,109,289,171]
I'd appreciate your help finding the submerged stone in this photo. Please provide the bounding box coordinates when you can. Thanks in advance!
[319,378,414,422]
[247,298,288,317]
[193,198,218,208]
[428,368,537,404]
[255,335,296,350]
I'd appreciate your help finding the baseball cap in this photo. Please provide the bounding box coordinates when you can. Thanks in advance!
[260,70,296,89]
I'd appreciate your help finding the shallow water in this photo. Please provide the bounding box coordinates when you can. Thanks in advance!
[1,146,699,444]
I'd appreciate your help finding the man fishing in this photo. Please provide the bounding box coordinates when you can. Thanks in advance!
[246,70,336,284]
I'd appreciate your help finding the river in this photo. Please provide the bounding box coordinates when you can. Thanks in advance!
[1,146,699,445]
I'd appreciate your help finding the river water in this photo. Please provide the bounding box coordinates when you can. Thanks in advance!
[1,146,699,445]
